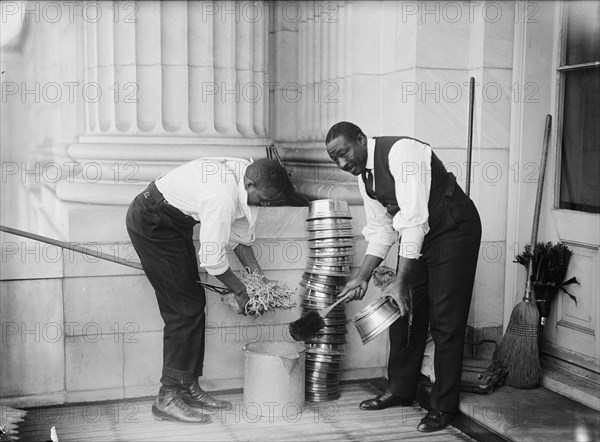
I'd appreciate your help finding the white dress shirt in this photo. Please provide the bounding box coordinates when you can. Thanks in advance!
[155,157,257,276]
[359,138,432,259]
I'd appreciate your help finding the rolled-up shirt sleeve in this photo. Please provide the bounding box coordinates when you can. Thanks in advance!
[358,177,398,259]
[197,197,236,275]
[388,139,431,259]
[229,216,256,249]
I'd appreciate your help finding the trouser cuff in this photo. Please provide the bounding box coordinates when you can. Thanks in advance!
[161,366,196,384]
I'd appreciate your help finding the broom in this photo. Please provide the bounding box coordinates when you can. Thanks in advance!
[288,291,353,341]
[494,114,552,389]
[0,225,231,295]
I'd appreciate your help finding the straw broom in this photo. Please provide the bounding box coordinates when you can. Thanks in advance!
[494,114,552,389]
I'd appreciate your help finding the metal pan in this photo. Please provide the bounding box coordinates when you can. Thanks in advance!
[299,279,342,295]
[306,343,346,355]
[308,238,354,249]
[307,229,354,241]
[302,272,347,285]
[353,296,402,345]
[307,199,351,220]
[305,360,343,373]
[305,263,351,277]
[305,371,340,384]
[306,353,345,363]
[312,325,348,335]
[306,256,353,266]
[306,218,353,231]
[302,306,346,318]
[305,382,341,392]
[302,294,339,305]
[308,247,354,259]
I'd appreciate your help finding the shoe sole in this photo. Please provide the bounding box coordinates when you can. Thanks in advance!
[152,405,212,424]
[359,401,414,411]
[181,398,233,411]
[417,424,450,433]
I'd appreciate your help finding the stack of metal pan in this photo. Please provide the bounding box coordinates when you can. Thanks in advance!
[301,199,353,402]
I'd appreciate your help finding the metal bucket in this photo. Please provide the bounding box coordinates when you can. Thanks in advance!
[353,297,402,344]
[243,341,306,416]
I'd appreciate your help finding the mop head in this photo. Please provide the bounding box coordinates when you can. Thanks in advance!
[288,311,325,342]
[494,301,541,389]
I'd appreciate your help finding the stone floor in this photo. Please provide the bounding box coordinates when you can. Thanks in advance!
[418,379,600,442]
[456,387,600,442]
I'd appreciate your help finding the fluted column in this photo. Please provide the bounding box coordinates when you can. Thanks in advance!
[57,0,272,206]
[272,1,360,202]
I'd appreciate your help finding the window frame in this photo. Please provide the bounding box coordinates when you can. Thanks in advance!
[554,1,600,213]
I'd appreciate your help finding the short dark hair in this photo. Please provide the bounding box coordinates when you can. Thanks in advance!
[325,121,365,145]
[247,158,309,206]
[246,158,289,189]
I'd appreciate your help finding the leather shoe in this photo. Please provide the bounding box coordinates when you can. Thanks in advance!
[359,393,413,410]
[179,381,233,411]
[417,409,455,432]
[152,386,211,424]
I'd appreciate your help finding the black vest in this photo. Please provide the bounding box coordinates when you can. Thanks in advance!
[363,136,456,231]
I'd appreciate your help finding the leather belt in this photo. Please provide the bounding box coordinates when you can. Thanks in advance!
[143,181,168,205]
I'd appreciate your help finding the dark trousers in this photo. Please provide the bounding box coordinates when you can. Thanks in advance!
[125,182,206,384]
[387,185,482,414]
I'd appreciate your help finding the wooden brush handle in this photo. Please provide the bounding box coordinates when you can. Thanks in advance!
[531,114,552,248]
[524,114,552,302]
[320,291,354,317]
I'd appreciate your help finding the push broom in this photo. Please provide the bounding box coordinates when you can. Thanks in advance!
[494,114,552,389]
[0,225,230,295]
[0,225,326,319]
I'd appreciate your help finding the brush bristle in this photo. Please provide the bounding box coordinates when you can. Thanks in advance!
[288,311,325,342]
[494,301,541,388]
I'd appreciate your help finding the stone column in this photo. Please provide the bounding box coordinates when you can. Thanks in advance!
[56,1,272,213]
[271,1,360,203]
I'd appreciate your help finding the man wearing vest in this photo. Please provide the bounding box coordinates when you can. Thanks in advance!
[325,122,482,432]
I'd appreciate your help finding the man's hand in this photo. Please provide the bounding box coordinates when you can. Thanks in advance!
[338,277,369,302]
[216,267,249,315]
[382,279,412,317]
[234,288,250,315]
[263,277,279,286]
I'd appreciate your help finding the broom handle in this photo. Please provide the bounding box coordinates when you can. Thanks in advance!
[466,77,475,197]
[0,224,144,270]
[1,225,239,294]
[321,291,354,317]
[524,114,552,302]
[531,114,552,249]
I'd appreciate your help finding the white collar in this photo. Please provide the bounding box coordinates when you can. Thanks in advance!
[366,138,376,170]
[238,162,255,224]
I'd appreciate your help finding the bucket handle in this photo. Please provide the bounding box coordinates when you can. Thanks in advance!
[279,353,300,374]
